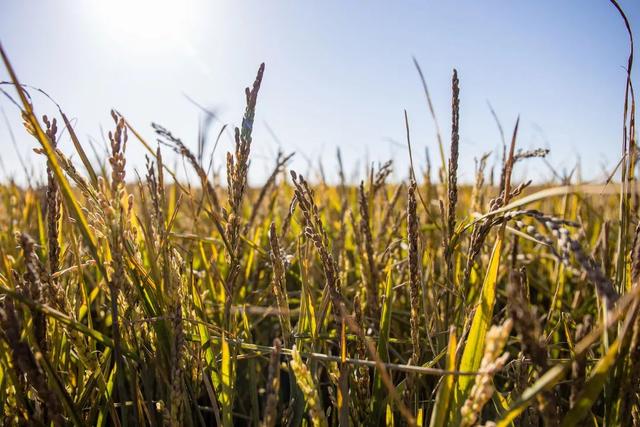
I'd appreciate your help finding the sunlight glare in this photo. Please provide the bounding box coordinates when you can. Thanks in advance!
[93,0,191,46]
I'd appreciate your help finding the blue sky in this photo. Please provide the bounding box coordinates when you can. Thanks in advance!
[0,1,638,185]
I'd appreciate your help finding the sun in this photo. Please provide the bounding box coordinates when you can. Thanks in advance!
[91,0,191,46]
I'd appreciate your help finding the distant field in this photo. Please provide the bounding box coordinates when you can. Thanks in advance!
[0,7,639,426]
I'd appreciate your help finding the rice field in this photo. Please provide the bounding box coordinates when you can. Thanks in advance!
[0,4,639,426]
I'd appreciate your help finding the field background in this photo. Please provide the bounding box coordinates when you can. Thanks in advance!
[0,2,639,427]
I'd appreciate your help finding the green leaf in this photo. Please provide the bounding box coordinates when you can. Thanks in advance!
[457,234,503,398]
[220,332,233,427]
[372,267,395,423]
[429,326,457,427]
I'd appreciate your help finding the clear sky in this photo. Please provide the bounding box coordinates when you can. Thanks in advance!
[0,1,638,185]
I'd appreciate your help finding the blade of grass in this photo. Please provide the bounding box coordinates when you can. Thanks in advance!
[429,326,457,427]
[455,233,503,397]
[371,267,395,423]
[220,331,233,427]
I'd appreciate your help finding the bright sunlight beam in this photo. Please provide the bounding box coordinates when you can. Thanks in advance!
[92,0,192,47]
